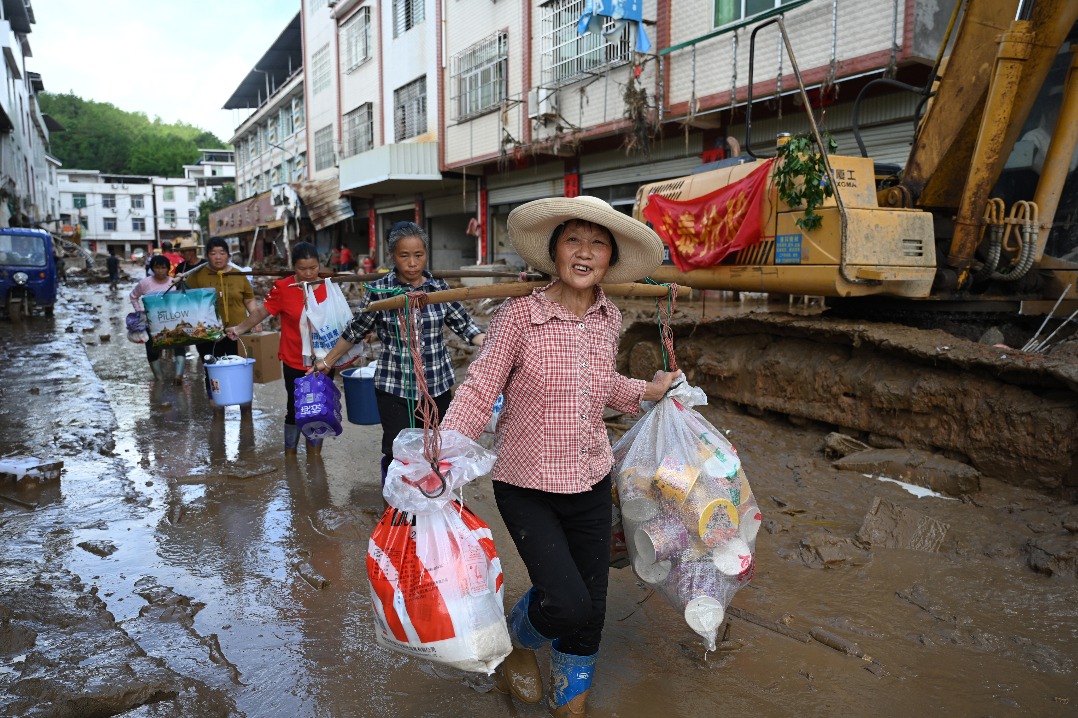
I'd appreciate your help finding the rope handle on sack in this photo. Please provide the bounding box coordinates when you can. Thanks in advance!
[643,278,679,371]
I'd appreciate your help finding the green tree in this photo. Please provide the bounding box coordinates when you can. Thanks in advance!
[39,92,226,176]
[198,183,236,236]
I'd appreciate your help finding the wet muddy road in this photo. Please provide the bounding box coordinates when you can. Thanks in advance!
[1,278,1075,717]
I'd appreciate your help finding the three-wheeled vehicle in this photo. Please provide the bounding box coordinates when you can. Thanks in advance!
[0,228,58,320]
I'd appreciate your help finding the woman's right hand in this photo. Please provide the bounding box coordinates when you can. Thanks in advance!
[308,358,332,375]
[225,326,240,341]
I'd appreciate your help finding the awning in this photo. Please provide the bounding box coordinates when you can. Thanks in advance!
[338,142,443,197]
[223,13,303,110]
[290,178,355,231]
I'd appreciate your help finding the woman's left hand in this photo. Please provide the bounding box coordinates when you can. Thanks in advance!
[642,369,683,402]
[471,333,486,347]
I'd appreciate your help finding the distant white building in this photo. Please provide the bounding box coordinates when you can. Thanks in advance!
[57,170,155,257]
[152,177,200,246]
[184,148,236,204]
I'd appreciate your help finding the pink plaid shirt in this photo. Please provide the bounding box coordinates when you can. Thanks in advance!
[442,282,646,494]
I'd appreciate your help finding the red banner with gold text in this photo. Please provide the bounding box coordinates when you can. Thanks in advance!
[642,159,773,272]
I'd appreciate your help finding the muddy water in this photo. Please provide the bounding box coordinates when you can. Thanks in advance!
[1,280,1075,717]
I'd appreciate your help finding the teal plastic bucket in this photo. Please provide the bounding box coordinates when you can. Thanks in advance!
[206,358,256,406]
[341,366,380,425]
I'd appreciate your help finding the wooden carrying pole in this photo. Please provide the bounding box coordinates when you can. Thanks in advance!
[364,282,682,312]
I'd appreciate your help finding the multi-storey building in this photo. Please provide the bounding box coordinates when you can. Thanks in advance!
[0,0,60,228]
[57,170,156,257]
[184,148,236,204]
[152,178,201,245]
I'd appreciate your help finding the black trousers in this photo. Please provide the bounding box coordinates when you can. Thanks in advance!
[197,338,239,398]
[374,388,453,482]
[494,475,612,657]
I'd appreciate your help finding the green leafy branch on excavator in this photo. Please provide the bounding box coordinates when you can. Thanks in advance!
[772,133,839,232]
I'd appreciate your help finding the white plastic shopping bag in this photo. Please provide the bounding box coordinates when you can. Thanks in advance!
[612,380,762,651]
[367,429,510,674]
[300,277,366,368]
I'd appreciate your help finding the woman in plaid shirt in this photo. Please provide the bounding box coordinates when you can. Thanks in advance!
[314,222,486,483]
[441,197,681,717]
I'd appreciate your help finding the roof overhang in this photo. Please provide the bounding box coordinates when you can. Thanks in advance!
[223,13,303,110]
[339,142,444,198]
[290,177,355,231]
[2,0,33,34]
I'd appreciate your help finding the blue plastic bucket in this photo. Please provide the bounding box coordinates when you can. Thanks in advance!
[341,366,380,425]
[206,358,256,406]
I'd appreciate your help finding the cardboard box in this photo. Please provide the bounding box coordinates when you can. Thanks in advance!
[244,331,282,383]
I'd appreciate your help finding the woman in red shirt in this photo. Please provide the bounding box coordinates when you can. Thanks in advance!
[442,197,680,716]
[226,241,329,454]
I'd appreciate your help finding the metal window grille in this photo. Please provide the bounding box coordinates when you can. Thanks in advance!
[393,0,425,38]
[314,125,335,170]
[715,0,796,26]
[342,7,372,72]
[293,96,305,129]
[312,43,331,95]
[268,117,277,144]
[451,31,508,121]
[394,76,427,141]
[541,0,631,87]
[279,105,293,137]
[101,194,116,208]
[293,153,307,181]
[342,104,374,158]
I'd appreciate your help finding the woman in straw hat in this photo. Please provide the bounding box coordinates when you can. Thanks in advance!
[441,196,681,716]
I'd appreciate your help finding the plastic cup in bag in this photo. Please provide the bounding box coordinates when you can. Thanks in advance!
[738,500,762,542]
[653,456,699,503]
[617,466,660,522]
[635,513,689,564]
[632,555,671,584]
[681,476,739,547]
[676,560,726,641]
[711,536,753,576]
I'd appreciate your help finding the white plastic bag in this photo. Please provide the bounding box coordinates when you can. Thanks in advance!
[300,277,366,368]
[612,379,761,651]
[368,428,510,673]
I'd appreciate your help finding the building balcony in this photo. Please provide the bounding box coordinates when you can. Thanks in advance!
[339,142,442,197]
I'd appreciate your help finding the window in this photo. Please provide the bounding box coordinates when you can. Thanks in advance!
[163,187,175,202]
[393,0,424,37]
[72,193,86,209]
[293,95,306,130]
[394,76,427,141]
[187,187,196,202]
[293,153,307,182]
[132,218,146,232]
[541,0,631,86]
[268,117,277,144]
[279,104,293,137]
[342,7,372,72]
[164,209,177,222]
[79,216,88,229]
[715,0,798,26]
[343,104,374,158]
[452,32,508,120]
[132,195,144,209]
[188,209,197,222]
[314,125,335,170]
[271,164,280,185]
[103,217,116,231]
[102,194,116,209]
[312,43,331,95]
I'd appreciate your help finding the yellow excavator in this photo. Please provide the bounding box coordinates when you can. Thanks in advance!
[625,0,1078,498]
[636,0,1078,305]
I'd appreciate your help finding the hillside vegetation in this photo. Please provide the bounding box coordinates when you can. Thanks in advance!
[39,92,226,178]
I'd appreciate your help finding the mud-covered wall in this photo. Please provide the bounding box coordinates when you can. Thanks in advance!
[621,315,1078,496]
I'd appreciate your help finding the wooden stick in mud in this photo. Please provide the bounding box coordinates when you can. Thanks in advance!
[809,627,873,661]
[726,607,812,643]
[363,281,681,312]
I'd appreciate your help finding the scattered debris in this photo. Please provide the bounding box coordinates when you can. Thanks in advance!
[77,540,118,557]
[1025,535,1078,579]
[855,497,950,551]
[832,448,980,497]
[727,606,811,643]
[798,532,872,569]
[296,561,330,590]
[0,457,63,482]
[823,432,870,459]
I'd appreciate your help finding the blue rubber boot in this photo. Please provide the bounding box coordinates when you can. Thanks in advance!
[548,644,597,717]
[495,588,548,704]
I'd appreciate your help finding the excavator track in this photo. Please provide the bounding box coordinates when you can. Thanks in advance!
[621,313,1078,499]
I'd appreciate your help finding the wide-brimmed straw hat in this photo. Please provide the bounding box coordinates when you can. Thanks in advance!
[177,236,203,251]
[508,196,663,284]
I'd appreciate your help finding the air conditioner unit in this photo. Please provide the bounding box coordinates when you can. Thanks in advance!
[109,206,117,213]
[111,184,119,189]
[527,87,558,122]
[169,221,177,227]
